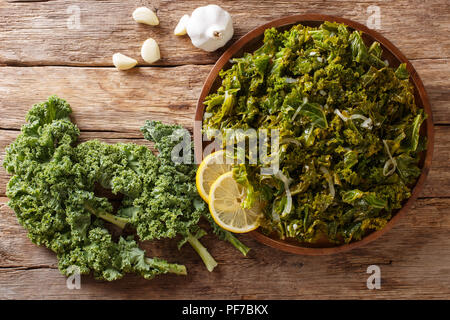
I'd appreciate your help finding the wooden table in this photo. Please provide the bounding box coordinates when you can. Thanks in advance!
[0,0,449,300]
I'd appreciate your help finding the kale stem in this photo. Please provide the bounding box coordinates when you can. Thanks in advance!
[97,212,129,229]
[83,203,129,229]
[224,232,250,256]
[144,258,187,276]
[186,232,218,272]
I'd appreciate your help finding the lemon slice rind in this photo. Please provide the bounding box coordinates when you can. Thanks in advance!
[208,171,261,233]
[196,150,232,203]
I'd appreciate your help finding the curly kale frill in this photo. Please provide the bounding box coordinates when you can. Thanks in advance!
[203,22,427,244]
[139,121,250,265]
[4,96,250,280]
[3,96,186,280]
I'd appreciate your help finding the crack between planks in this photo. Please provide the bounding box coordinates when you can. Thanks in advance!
[416,196,450,199]
[0,127,20,132]
[410,57,450,61]
[79,128,135,134]
[0,265,57,271]
[0,123,449,133]
[0,57,448,68]
[7,0,53,3]
[0,62,216,68]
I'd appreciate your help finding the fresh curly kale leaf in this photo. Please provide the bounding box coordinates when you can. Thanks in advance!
[3,96,186,280]
[140,120,250,261]
[4,96,251,280]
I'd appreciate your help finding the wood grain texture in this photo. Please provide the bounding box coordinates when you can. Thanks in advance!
[0,65,209,131]
[0,58,448,133]
[0,0,449,300]
[1,196,449,299]
[0,0,449,67]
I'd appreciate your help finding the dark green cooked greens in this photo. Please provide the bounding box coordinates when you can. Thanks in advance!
[203,22,427,244]
[4,96,249,281]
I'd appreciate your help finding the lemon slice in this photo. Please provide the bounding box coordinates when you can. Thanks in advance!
[209,172,262,233]
[196,150,232,203]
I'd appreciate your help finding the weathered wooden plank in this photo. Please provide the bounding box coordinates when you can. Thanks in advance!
[0,65,209,132]
[0,0,447,302]
[1,123,449,198]
[0,196,449,299]
[421,125,450,199]
[414,58,450,125]
[0,0,449,67]
[0,58,448,134]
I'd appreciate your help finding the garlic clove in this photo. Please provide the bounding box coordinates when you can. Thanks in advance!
[112,53,138,70]
[141,38,161,64]
[132,7,159,26]
[174,14,190,36]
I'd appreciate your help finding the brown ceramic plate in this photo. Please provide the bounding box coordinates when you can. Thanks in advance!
[194,14,434,255]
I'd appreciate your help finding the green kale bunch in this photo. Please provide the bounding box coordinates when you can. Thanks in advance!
[203,22,427,244]
[4,96,249,280]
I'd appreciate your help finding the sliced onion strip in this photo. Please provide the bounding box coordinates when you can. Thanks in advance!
[334,108,349,121]
[334,109,373,129]
[275,171,293,217]
[292,97,309,121]
[350,114,373,129]
[281,137,302,147]
[382,140,397,176]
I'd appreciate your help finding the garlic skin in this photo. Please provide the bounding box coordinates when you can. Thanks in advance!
[141,38,161,64]
[132,7,159,26]
[112,53,138,70]
[174,14,190,36]
[186,5,233,52]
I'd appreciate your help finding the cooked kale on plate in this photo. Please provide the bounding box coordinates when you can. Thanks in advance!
[203,22,426,244]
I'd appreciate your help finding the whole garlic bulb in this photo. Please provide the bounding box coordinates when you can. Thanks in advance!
[185,5,233,52]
